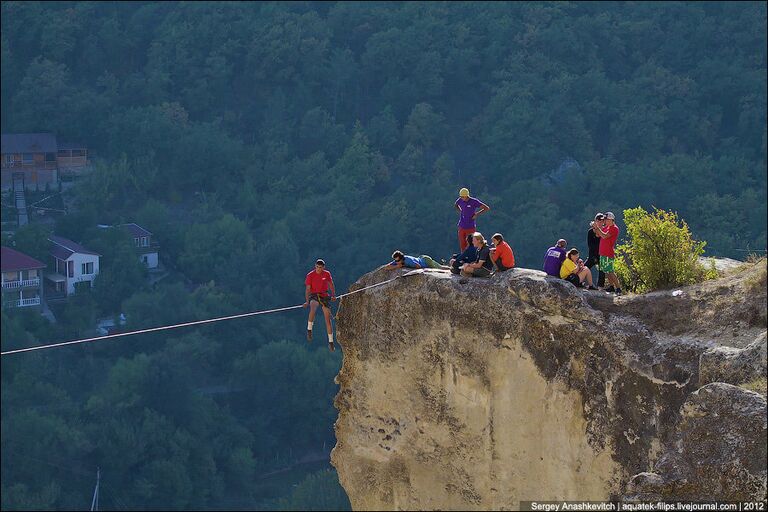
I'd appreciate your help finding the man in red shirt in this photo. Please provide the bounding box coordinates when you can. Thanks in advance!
[489,233,515,272]
[304,259,337,351]
[596,211,622,295]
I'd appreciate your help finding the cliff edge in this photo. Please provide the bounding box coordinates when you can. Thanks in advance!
[331,261,767,510]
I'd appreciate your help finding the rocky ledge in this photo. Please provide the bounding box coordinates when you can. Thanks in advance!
[331,262,767,510]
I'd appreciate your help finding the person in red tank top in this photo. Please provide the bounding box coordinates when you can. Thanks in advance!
[303,259,337,351]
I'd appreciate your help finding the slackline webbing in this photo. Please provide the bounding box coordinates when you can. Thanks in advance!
[1,272,416,356]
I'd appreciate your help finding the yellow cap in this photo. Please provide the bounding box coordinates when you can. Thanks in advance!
[459,187,470,197]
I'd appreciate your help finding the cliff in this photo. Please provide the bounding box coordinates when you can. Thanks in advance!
[331,261,767,510]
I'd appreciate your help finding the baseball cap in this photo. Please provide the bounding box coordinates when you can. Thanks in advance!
[557,238,567,245]
[594,212,605,220]
[604,212,615,220]
[315,259,325,266]
[459,187,470,197]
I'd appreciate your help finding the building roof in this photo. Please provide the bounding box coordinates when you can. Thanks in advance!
[1,246,46,272]
[1,133,58,154]
[51,244,74,260]
[119,223,152,238]
[49,235,101,260]
[45,272,66,283]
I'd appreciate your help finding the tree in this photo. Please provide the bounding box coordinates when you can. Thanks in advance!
[10,58,75,133]
[403,102,446,150]
[10,224,52,264]
[178,213,256,289]
[366,106,400,153]
[277,469,351,511]
[615,206,712,293]
[328,125,388,208]
[91,233,147,316]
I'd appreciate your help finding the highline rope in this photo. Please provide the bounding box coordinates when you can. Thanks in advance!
[0,273,410,357]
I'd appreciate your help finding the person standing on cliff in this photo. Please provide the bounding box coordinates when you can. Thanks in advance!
[304,259,337,351]
[586,213,606,289]
[455,188,490,252]
[543,239,567,277]
[595,211,623,296]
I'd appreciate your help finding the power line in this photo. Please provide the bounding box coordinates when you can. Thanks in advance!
[1,273,412,357]
[90,468,100,512]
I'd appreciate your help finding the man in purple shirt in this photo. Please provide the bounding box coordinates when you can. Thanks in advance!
[543,238,567,277]
[455,187,490,251]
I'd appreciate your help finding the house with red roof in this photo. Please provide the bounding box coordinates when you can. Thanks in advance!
[46,235,101,296]
[1,246,46,309]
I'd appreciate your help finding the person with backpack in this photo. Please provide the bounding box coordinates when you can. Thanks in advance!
[449,234,478,275]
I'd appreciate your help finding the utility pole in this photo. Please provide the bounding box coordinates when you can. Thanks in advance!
[90,467,100,512]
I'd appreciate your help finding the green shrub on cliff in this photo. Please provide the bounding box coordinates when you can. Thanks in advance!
[615,207,712,293]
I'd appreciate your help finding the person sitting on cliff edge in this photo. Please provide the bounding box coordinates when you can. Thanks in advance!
[449,234,478,275]
[560,248,597,290]
[460,232,494,278]
[543,238,567,277]
[384,250,446,270]
[489,233,515,272]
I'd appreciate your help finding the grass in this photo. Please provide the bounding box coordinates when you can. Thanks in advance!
[744,257,767,295]
[740,377,767,397]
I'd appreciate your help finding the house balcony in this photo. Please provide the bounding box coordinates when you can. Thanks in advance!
[1,161,57,170]
[138,242,160,254]
[3,296,41,308]
[2,277,41,290]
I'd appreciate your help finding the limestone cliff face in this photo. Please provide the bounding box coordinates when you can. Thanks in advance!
[331,263,767,510]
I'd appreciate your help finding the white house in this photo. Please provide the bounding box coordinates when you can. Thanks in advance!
[118,223,159,269]
[46,235,101,296]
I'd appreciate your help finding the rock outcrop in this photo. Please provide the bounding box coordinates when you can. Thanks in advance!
[626,383,767,501]
[331,261,767,510]
[699,332,767,386]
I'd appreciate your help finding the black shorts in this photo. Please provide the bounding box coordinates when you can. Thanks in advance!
[585,255,600,269]
[309,293,331,309]
[471,266,493,278]
[565,274,581,287]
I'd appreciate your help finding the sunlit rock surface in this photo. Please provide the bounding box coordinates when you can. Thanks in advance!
[331,262,767,510]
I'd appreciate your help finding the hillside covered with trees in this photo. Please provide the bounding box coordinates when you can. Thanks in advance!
[1,2,766,510]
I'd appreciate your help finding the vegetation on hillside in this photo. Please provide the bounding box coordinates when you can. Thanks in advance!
[1,2,766,509]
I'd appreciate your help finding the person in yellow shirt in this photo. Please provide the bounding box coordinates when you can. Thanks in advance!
[560,249,597,289]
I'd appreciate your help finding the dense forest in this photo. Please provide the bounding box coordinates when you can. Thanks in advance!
[1,1,766,510]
